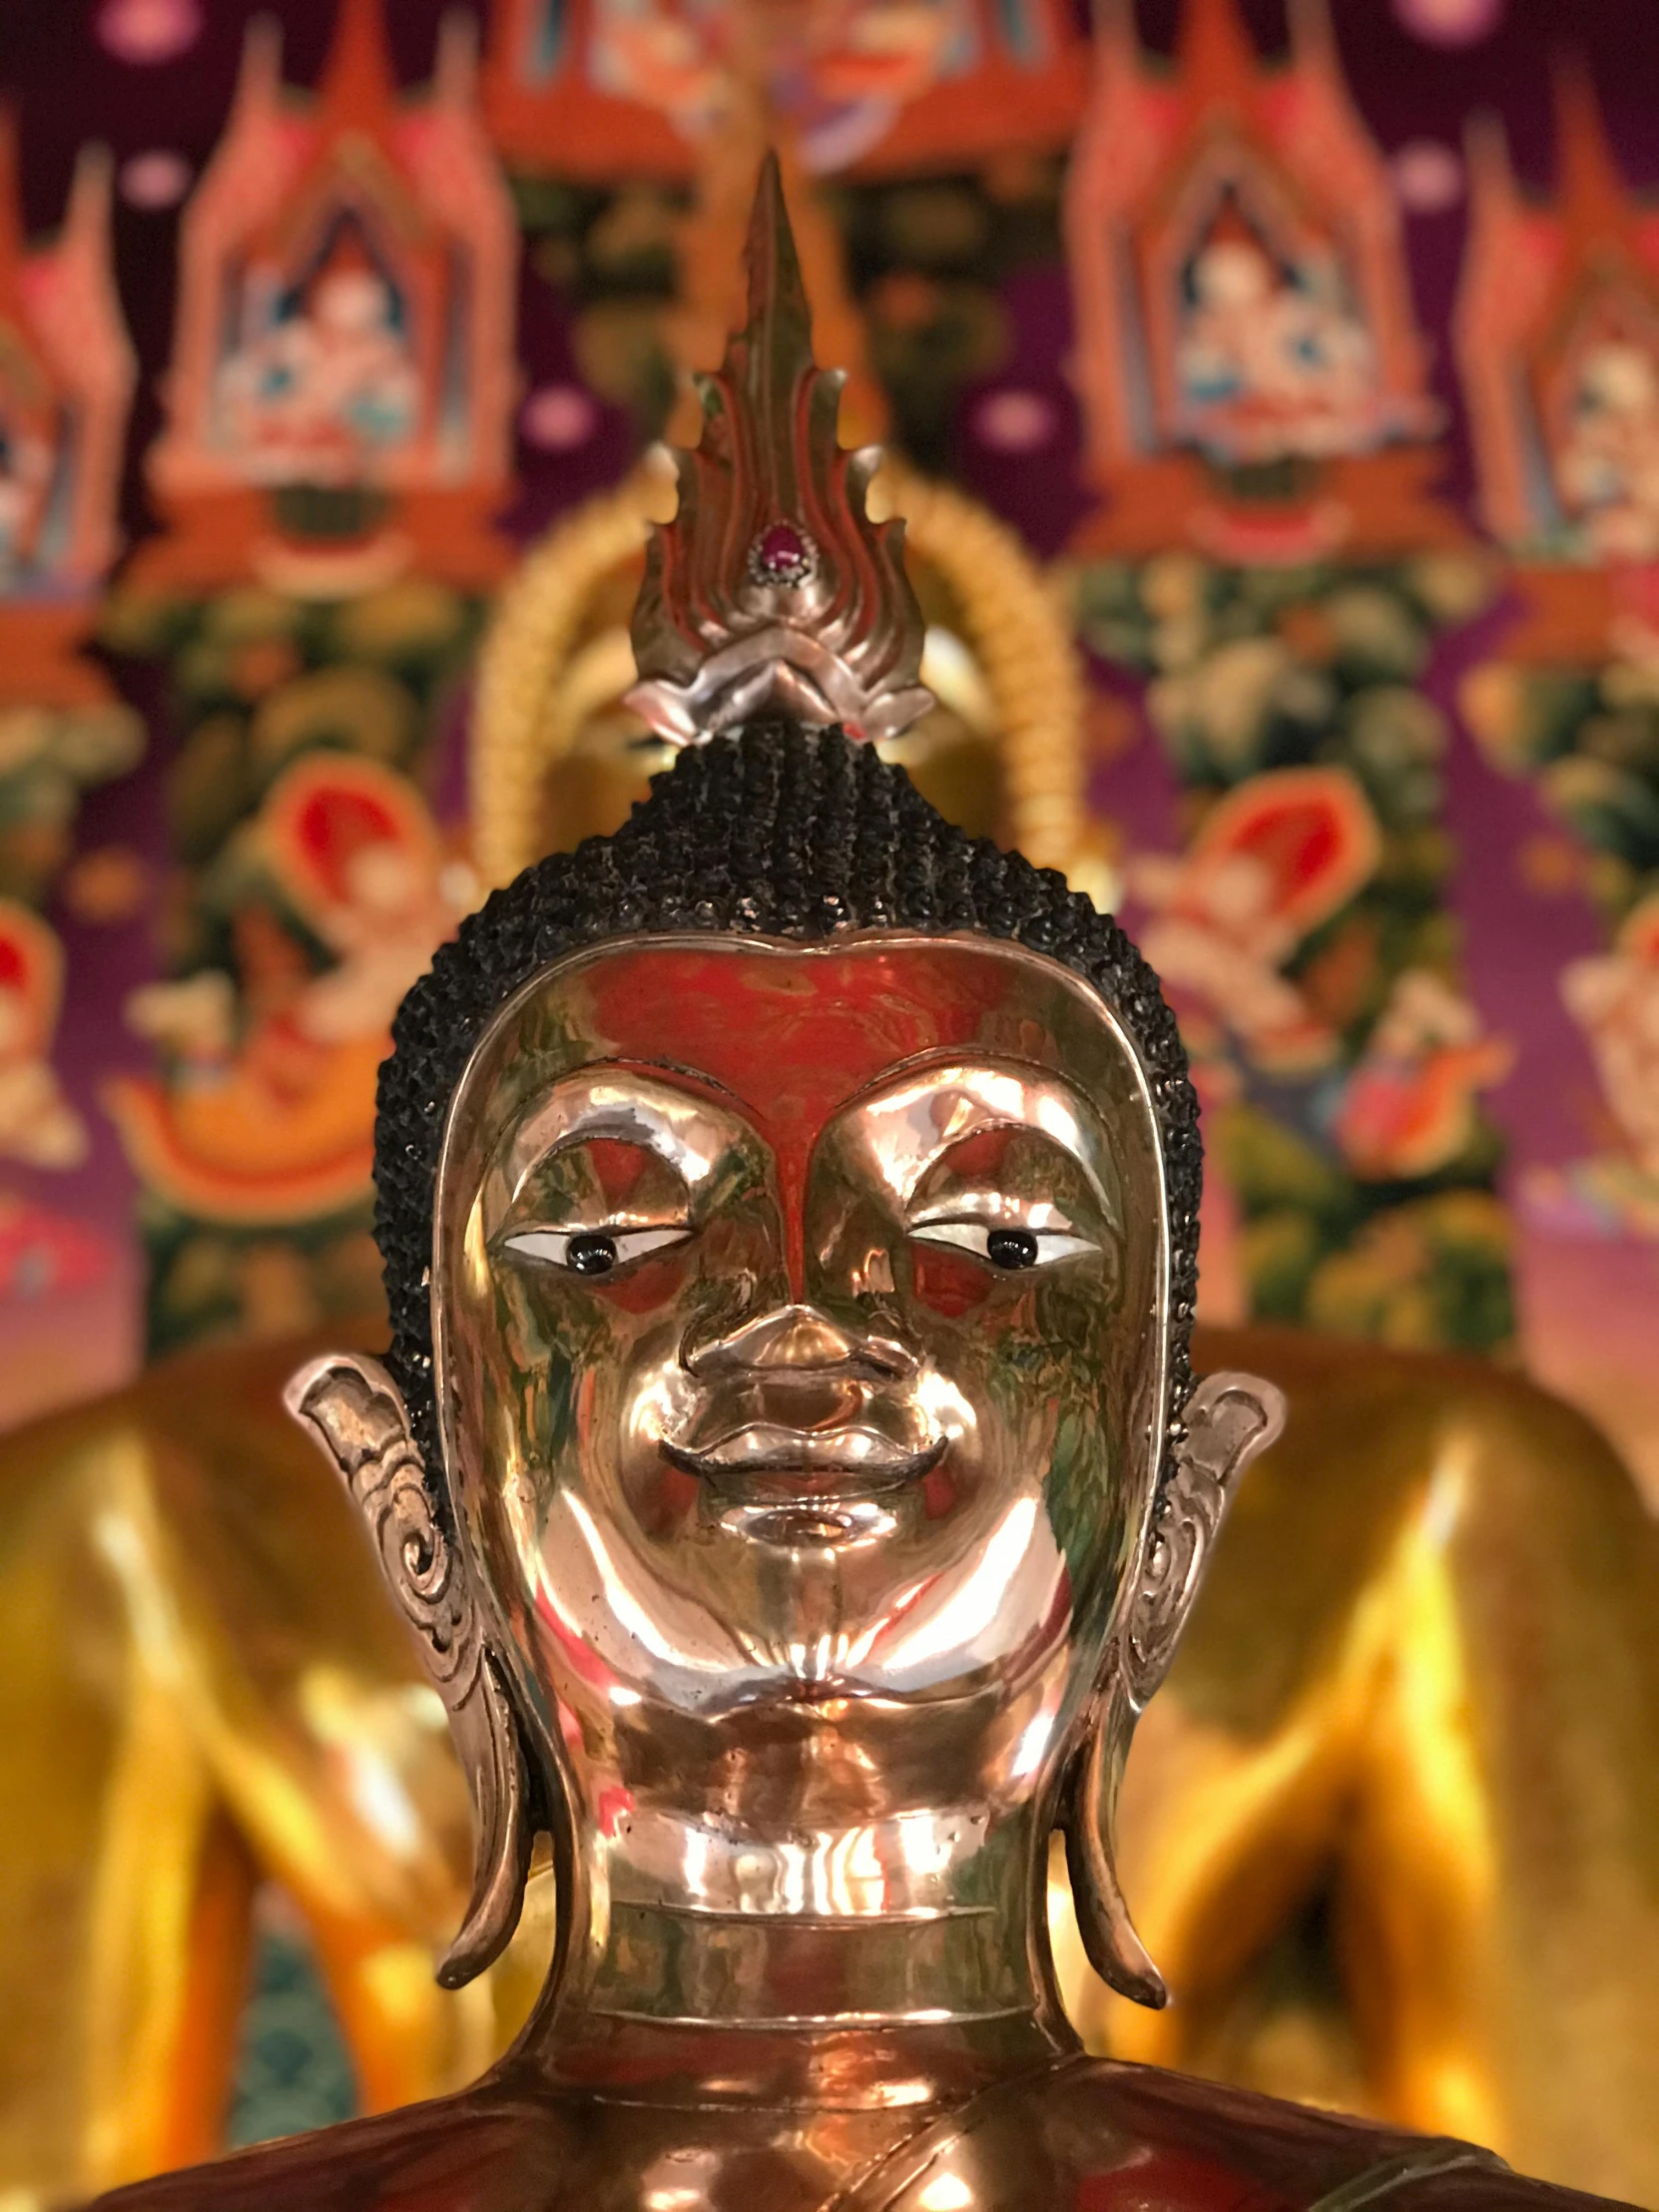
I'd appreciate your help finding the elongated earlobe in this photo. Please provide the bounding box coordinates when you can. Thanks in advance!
[1063,1706,1168,2007]
[284,1352,535,1986]
[1063,1369,1287,2008]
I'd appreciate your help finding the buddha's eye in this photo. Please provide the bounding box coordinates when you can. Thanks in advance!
[987,1228,1038,1272]
[502,1226,690,1276]
[909,1220,1096,1271]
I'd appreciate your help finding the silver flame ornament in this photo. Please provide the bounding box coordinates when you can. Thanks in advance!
[626,154,934,748]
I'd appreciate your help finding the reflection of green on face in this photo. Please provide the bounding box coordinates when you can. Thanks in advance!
[435,934,1169,1714]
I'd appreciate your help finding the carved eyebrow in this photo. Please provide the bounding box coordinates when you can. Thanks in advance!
[502,1065,745,1203]
[625,1057,752,1112]
[839,1060,1118,1220]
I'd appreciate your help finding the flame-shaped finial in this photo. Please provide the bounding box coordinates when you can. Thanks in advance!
[627,153,932,749]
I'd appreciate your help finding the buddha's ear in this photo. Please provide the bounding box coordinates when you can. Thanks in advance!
[1123,1369,1286,1708]
[1062,1369,1285,2009]
[283,1351,534,1988]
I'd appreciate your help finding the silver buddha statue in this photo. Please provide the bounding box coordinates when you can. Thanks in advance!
[97,161,1635,2212]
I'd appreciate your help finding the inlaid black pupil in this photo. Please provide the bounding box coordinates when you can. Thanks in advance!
[986,1227,1040,1272]
[568,1232,619,1276]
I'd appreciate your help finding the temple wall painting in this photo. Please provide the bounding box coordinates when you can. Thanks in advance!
[2,0,1659,2176]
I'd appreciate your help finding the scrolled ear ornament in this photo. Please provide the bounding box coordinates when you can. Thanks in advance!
[1063,1370,1288,2010]
[284,1352,534,1988]
[1126,1371,1287,1708]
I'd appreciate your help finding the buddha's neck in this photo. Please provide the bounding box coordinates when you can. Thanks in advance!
[523,1799,1076,2106]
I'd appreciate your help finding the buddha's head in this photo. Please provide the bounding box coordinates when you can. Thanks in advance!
[285,162,1283,2036]
[290,723,1281,2021]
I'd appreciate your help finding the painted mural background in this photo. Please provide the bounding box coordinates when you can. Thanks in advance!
[3,0,1659,2142]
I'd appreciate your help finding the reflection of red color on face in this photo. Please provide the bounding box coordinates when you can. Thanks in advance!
[597,1784,635,1840]
[910,1244,991,1320]
[586,1136,654,1208]
[603,1252,691,1317]
[919,1462,958,1519]
[642,1459,701,1535]
[583,944,1059,1301]
[566,1136,688,1314]
[535,1582,622,1693]
[932,1126,1017,1182]
[908,1126,1017,1315]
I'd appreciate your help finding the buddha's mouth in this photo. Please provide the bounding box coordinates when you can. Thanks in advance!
[660,1368,944,1505]
[662,1423,944,1497]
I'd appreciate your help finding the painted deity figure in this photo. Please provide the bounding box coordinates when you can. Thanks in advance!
[573,0,968,171]
[1558,889,1659,1228]
[1554,337,1659,562]
[1333,966,1513,1185]
[110,754,466,1229]
[218,244,419,487]
[1125,766,1382,1079]
[0,408,52,582]
[100,165,1635,2212]
[1175,211,1384,466]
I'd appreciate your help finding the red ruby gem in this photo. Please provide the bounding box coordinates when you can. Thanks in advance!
[757,522,807,575]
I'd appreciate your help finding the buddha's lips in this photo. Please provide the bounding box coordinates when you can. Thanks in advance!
[661,1423,945,1489]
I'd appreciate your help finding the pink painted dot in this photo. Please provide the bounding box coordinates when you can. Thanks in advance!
[971,389,1059,455]
[119,149,193,210]
[1392,0,1504,49]
[1391,141,1464,214]
[98,0,202,64]
[520,383,600,451]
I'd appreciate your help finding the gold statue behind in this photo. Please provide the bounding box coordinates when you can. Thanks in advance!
[3,1322,1656,2202]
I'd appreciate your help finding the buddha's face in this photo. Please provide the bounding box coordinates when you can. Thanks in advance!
[434,935,1167,1882]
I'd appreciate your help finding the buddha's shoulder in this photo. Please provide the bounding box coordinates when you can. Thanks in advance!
[849,2056,1640,2211]
[91,2063,1639,2212]
[91,2087,572,2212]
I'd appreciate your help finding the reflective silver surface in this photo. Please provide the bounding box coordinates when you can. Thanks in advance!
[423,931,1206,2049]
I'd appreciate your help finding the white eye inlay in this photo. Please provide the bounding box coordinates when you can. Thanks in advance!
[503,1225,691,1275]
[909,1220,1097,1271]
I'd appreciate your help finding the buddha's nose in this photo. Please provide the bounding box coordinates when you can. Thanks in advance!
[689,1303,914,1382]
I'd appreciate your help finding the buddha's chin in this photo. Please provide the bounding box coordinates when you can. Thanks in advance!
[711,1489,906,1548]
